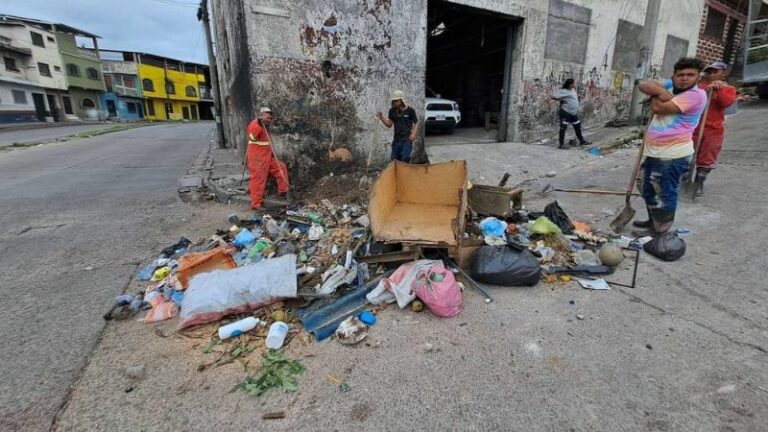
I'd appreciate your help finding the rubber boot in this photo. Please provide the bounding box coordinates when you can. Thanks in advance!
[632,207,653,229]
[694,171,707,197]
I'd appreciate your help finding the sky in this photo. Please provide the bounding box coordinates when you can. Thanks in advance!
[3,0,208,63]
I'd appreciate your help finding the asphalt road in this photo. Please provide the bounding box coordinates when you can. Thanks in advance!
[0,122,215,431]
[0,123,122,147]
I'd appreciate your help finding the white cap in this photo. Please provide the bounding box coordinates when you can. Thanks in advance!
[260,107,272,114]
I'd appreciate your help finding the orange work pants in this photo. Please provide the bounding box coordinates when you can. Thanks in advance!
[246,144,289,209]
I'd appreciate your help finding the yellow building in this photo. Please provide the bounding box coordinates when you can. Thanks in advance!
[133,53,209,121]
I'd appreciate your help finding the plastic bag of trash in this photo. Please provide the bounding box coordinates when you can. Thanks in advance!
[643,231,686,261]
[543,201,574,234]
[471,246,541,286]
[178,254,298,329]
[479,217,507,237]
[365,260,442,308]
[414,266,462,317]
[529,216,562,235]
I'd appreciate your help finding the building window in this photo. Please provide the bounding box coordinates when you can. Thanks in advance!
[54,65,61,72]
[67,64,80,76]
[146,101,156,116]
[185,85,197,97]
[81,97,96,109]
[127,102,137,113]
[86,67,99,80]
[38,62,52,77]
[165,82,176,95]
[142,78,154,91]
[165,102,174,113]
[704,7,727,39]
[12,90,28,104]
[62,96,73,114]
[124,77,135,88]
[104,75,113,92]
[4,56,20,72]
[30,31,45,47]
[47,35,55,42]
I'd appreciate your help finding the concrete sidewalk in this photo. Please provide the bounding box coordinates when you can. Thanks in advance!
[52,102,768,432]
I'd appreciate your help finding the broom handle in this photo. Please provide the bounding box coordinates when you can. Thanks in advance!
[625,117,653,194]
[689,87,713,184]
[263,125,290,196]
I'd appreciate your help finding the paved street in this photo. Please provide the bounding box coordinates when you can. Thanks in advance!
[0,123,125,147]
[44,102,768,431]
[0,122,220,431]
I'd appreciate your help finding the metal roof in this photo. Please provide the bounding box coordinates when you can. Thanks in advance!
[0,14,101,38]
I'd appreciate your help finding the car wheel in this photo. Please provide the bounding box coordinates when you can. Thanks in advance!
[758,83,768,100]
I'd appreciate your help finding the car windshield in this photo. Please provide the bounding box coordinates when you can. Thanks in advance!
[427,103,453,111]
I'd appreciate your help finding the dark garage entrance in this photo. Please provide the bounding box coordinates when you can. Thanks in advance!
[426,1,519,145]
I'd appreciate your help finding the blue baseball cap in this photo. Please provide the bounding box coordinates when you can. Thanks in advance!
[705,60,729,71]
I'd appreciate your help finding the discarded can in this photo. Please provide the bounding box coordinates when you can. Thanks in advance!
[266,321,289,349]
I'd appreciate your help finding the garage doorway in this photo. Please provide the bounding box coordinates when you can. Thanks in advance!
[425,1,520,146]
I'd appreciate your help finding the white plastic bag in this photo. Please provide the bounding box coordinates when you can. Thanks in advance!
[178,254,297,329]
[365,259,441,309]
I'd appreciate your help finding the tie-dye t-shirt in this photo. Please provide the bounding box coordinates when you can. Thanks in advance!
[644,80,707,159]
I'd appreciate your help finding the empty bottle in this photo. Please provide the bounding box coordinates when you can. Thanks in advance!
[218,317,260,340]
[266,321,289,349]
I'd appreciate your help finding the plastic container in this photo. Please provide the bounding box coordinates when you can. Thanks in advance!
[266,321,289,349]
[218,317,260,340]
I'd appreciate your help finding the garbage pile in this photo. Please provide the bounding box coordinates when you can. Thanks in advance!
[106,161,685,397]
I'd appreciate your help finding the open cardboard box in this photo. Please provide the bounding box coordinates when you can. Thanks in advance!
[369,160,468,247]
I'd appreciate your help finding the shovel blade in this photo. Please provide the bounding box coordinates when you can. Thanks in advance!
[609,205,635,233]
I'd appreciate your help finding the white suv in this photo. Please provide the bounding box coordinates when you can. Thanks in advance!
[425,97,461,134]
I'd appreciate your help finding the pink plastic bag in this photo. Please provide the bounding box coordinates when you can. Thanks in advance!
[414,266,462,317]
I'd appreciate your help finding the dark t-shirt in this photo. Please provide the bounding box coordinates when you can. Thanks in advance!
[388,106,418,140]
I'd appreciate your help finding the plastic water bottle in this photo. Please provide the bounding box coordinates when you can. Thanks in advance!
[266,321,289,349]
[218,317,260,340]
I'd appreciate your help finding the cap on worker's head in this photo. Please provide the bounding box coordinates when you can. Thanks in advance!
[260,107,272,114]
[705,60,729,71]
[390,90,406,103]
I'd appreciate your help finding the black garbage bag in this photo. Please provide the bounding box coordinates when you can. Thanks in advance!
[471,245,541,286]
[544,201,574,234]
[643,231,686,261]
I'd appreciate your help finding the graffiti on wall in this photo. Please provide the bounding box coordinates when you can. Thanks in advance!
[516,60,635,140]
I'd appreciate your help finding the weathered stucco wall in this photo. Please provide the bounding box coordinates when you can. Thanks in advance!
[215,0,427,179]
[213,0,704,165]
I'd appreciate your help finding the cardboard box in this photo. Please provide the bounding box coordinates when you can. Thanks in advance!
[369,161,468,246]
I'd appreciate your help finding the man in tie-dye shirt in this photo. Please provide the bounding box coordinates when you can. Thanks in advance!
[632,57,707,236]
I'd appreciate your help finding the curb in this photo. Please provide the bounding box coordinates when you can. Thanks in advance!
[0,120,107,133]
[182,139,251,207]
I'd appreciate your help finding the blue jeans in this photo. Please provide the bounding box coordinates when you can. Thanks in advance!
[391,138,412,162]
[641,156,690,228]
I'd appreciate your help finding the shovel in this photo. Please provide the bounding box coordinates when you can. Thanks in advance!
[610,118,653,233]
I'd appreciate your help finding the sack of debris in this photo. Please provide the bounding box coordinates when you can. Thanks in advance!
[178,254,297,329]
[414,265,462,318]
[470,245,541,286]
[643,231,686,262]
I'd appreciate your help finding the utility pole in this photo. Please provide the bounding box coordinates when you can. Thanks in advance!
[198,0,226,148]
[628,0,661,125]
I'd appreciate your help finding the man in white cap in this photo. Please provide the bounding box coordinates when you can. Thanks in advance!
[376,90,419,162]
[691,60,737,197]
[246,107,289,209]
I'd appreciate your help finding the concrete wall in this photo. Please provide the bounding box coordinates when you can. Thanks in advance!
[214,0,427,176]
[0,81,40,123]
[213,0,705,164]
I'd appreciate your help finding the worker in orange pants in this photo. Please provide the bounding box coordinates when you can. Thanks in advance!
[246,107,289,209]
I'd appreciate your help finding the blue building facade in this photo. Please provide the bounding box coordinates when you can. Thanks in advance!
[100,91,143,121]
